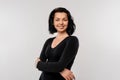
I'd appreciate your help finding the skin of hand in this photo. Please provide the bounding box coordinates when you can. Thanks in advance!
[60,68,75,80]
[35,58,40,67]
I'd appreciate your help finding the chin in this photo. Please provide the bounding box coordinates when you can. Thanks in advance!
[57,30,66,33]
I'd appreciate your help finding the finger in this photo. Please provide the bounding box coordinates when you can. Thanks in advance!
[65,76,69,80]
[66,76,72,80]
[69,73,75,80]
[69,72,75,79]
[68,74,74,80]
[67,72,73,80]
[71,73,75,79]
[37,57,40,60]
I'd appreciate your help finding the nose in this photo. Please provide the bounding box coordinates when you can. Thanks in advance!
[59,20,63,25]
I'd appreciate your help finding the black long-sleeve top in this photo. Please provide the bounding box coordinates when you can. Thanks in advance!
[37,36,79,73]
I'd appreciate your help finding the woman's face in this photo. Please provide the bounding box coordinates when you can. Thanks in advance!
[53,12,68,33]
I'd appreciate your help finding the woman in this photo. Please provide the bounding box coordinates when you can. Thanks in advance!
[35,7,79,80]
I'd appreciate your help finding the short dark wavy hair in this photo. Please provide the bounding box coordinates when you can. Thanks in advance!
[48,7,76,35]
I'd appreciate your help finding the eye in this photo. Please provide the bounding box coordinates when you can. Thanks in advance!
[55,19,59,21]
[63,18,68,21]
[55,18,59,21]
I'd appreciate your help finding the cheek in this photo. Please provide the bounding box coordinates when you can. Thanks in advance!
[53,22,58,27]
[65,22,68,26]
[53,22,56,27]
[53,20,58,25]
[53,22,58,28]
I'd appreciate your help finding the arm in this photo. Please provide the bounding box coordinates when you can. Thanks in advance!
[39,38,50,62]
[35,39,50,67]
[36,36,79,72]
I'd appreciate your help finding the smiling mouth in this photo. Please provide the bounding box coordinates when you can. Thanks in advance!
[58,25,65,27]
[58,27,64,29]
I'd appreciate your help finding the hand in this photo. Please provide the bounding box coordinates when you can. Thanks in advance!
[35,57,40,67]
[60,68,75,80]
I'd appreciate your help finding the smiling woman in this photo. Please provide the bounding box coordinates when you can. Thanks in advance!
[53,12,68,33]
[35,7,79,80]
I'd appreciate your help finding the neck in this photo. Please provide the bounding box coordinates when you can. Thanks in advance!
[56,32,69,38]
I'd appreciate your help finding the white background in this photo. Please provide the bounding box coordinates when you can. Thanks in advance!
[0,0,120,80]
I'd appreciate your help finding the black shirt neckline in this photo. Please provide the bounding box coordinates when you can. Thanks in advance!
[50,36,71,49]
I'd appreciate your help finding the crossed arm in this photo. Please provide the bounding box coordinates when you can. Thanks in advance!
[35,37,79,80]
[35,58,75,80]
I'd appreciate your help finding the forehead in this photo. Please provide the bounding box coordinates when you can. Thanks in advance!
[54,12,68,18]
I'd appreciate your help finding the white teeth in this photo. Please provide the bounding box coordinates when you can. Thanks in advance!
[57,26,63,28]
[59,26,64,27]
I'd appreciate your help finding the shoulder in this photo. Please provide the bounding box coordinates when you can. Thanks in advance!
[66,36,79,45]
[68,36,79,42]
[45,37,55,43]
[66,36,79,48]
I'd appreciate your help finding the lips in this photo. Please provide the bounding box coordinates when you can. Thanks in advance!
[58,27,64,29]
[58,25,65,28]
[55,25,67,30]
